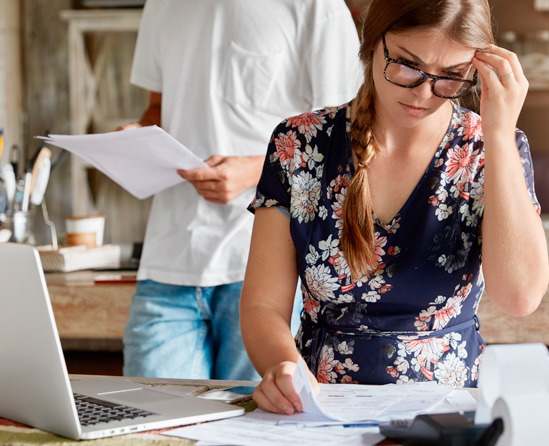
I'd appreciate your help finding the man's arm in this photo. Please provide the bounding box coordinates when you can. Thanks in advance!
[116,91,162,130]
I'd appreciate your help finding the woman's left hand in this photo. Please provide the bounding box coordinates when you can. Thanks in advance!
[472,45,528,137]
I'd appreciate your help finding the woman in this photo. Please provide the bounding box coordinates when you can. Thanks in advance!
[240,0,549,415]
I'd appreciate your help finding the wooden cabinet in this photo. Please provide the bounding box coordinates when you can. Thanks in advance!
[60,9,151,245]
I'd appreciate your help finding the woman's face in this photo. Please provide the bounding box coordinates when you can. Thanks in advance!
[371,29,477,128]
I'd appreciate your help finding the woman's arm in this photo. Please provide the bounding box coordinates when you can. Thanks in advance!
[473,47,549,316]
[240,207,317,414]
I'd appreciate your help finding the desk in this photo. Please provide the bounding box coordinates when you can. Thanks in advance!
[46,271,135,352]
[0,375,477,446]
[0,376,256,445]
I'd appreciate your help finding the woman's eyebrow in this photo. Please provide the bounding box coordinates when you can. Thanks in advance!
[395,45,472,70]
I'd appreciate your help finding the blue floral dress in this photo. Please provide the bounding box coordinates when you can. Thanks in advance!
[249,102,540,387]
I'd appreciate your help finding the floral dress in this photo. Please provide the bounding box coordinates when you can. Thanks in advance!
[249,102,540,387]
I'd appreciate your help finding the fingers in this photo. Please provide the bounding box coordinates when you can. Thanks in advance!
[253,362,303,415]
[113,122,142,132]
[473,45,528,91]
[177,167,219,182]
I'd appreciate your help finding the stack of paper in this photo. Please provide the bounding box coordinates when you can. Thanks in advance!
[39,126,208,200]
[164,359,477,446]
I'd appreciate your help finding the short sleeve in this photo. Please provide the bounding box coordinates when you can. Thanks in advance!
[517,129,542,215]
[303,1,362,109]
[130,0,163,93]
[248,121,295,215]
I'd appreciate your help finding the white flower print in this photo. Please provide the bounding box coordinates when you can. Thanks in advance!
[435,204,453,221]
[338,341,354,355]
[319,235,339,261]
[396,375,414,384]
[316,163,324,180]
[443,332,462,350]
[432,295,446,305]
[331,188,346,230]
[360,291,381,303]
[343,358,359,372]
[470,178,484,215]
[333,293,354,304]
[300,144,324,170]
[291,171,321,223]
[305,264,340,301]
[305,245,320,265]
[319,205,328,220]
[436,186,449,203]
[394,356,410,374]
[434,352,468,387]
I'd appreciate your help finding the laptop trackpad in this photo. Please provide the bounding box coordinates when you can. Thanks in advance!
[104,388,181,405]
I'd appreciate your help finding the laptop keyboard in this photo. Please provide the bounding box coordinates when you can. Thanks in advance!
[74,393,157,426]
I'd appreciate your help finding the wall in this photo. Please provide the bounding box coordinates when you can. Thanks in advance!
[14,0,549,247]
[0,0,23,157]
[19,0,73,245]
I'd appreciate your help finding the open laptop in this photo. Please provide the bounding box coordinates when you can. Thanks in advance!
[0,243,245,440]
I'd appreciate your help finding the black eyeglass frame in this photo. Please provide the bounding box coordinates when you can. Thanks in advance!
[382,34,478,99]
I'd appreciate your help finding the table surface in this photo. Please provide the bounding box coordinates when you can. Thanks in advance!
[0,375,256,445]
[0,375,478,446]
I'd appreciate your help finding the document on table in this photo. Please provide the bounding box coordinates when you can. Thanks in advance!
[164,418,384,446]
[163,357,475,445]
[38,126,208,199]
[289,357,455,424]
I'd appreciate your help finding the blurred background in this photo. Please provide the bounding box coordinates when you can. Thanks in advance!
[0,0,548,249]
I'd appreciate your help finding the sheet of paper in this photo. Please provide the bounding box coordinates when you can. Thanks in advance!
[39,126,208,199]
[291,357,454,423]
[163,417,384,446]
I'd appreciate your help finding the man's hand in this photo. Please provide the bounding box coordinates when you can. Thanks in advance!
[177,155,264,204]
[114,122,143,132]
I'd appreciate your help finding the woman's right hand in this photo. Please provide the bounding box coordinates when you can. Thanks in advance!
[253,360,319,415]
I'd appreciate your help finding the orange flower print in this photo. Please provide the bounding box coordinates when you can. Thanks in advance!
[316,347,339,383]
[445,144,477,182]
[374,233,387,263]
[432,296,464,330]
[340,375,358,384]
[287,113,327,142]
[462,112,482,142]
[275,130,301,169]
[303,295,320,322]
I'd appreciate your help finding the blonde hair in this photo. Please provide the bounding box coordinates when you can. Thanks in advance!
[341,0,495,281]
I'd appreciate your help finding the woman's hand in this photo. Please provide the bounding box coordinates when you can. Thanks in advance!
[472,45,528,137]
[252,361,319,415]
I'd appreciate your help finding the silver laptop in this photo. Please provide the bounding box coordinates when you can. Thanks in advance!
[0,243,244,440]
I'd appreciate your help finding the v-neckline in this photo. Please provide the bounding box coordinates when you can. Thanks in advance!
[345,102,458,231]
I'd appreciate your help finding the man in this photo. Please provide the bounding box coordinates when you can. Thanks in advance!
[122,0,361,380]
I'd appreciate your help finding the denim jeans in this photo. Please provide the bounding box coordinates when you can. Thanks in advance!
[123,280,302,380]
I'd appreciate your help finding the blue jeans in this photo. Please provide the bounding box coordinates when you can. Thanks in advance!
[123,280,302,380]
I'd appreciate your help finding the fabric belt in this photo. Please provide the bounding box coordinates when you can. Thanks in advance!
[307,315,480,375]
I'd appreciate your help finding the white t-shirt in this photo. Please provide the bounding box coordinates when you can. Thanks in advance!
[131,0,361,286]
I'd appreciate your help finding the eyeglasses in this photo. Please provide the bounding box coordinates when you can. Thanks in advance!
[382,34,477,99]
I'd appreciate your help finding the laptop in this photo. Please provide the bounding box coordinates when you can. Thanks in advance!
[0,243,245,440]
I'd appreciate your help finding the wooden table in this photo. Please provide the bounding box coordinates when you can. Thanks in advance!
[0,375,477,446]
[0,376,256,446]
[46,270,135,352]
